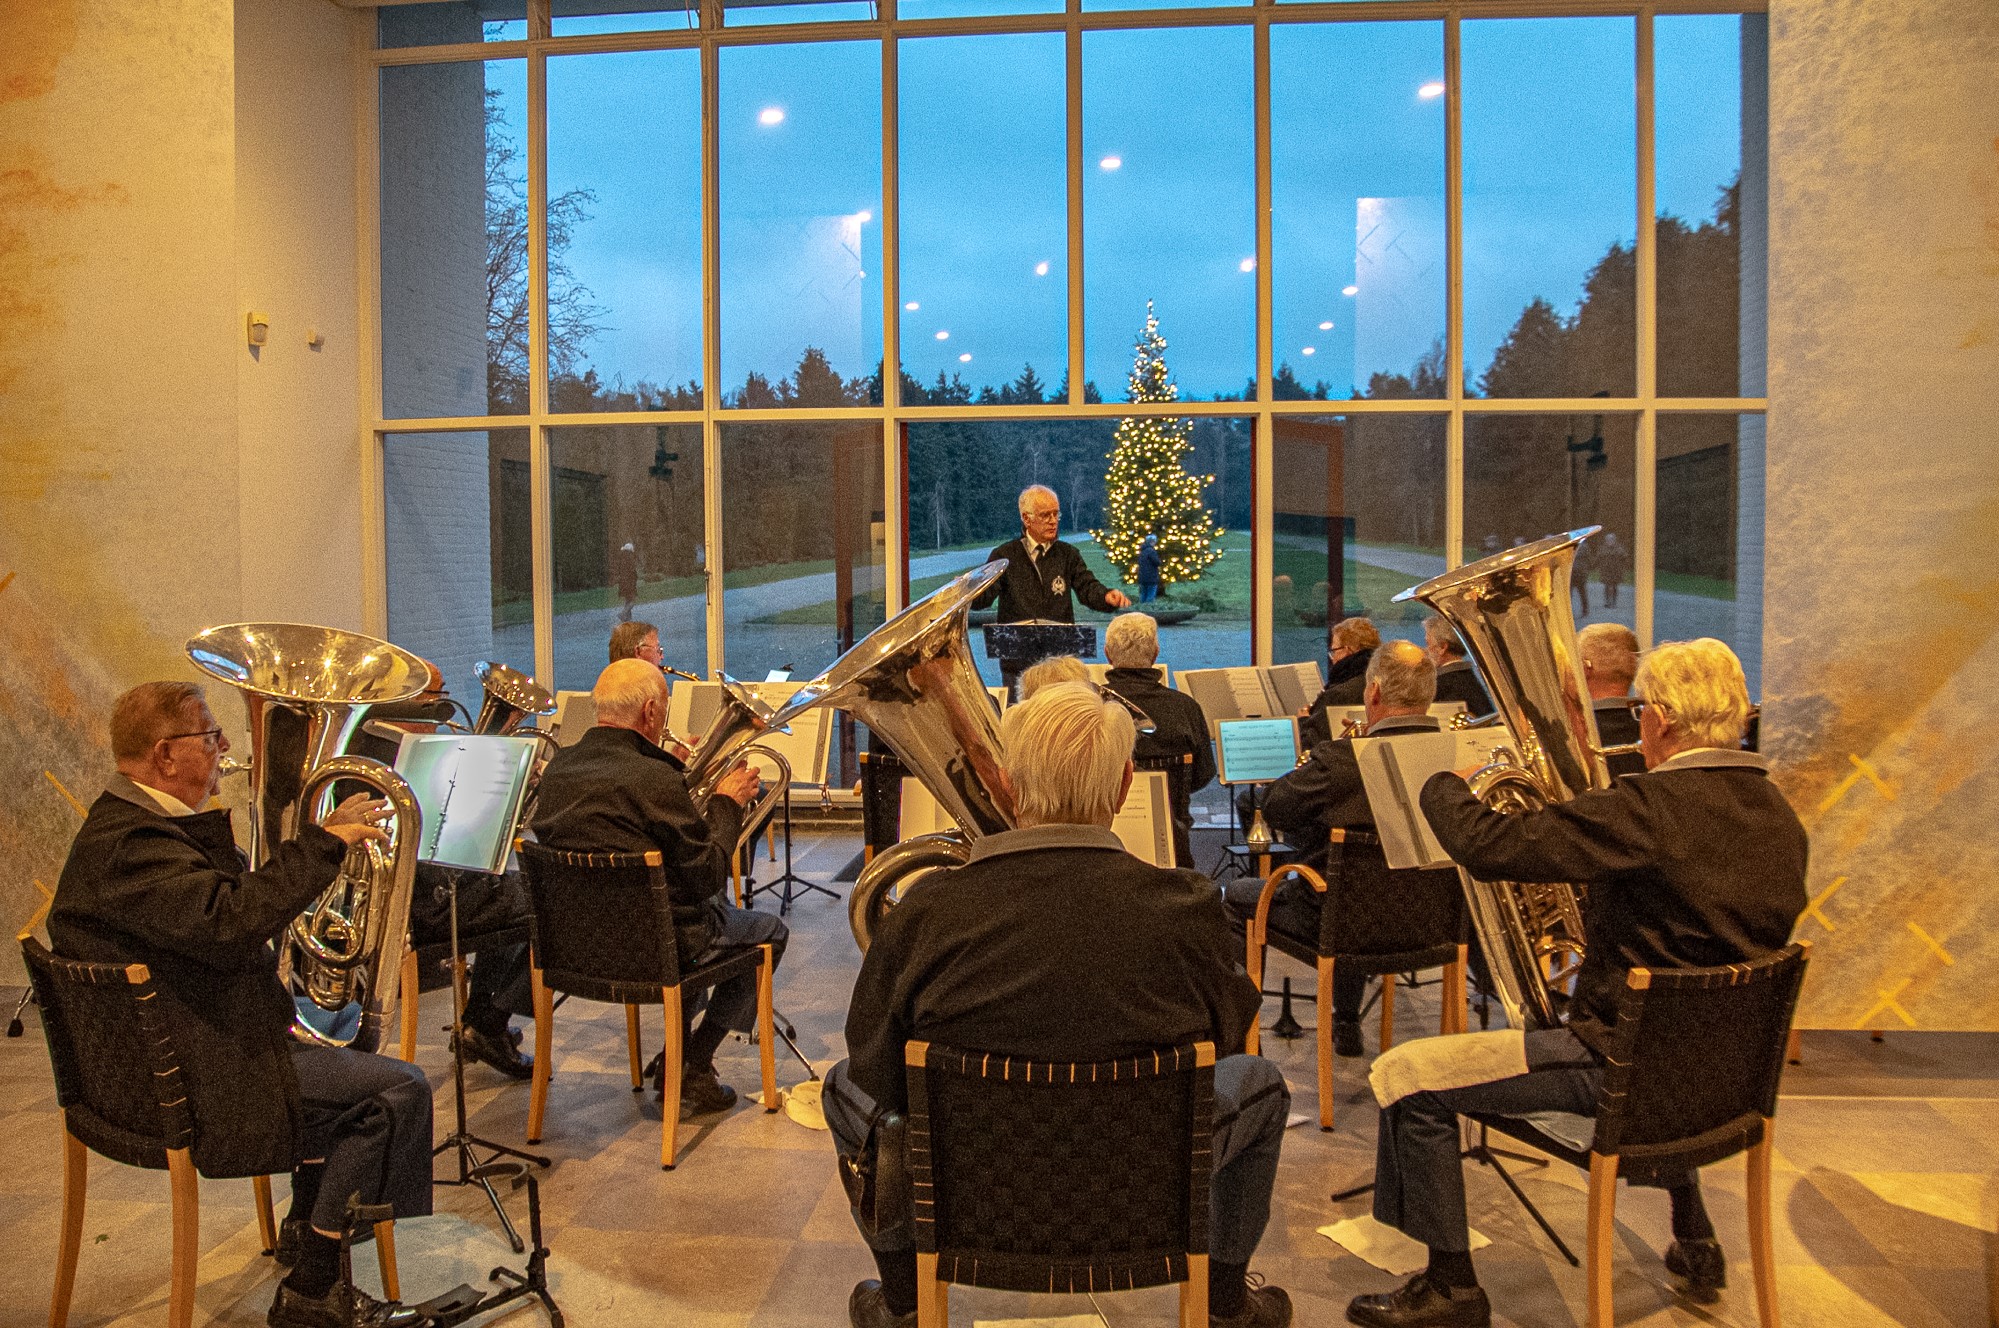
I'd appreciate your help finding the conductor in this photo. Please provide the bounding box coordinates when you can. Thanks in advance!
[973,484,1131,686]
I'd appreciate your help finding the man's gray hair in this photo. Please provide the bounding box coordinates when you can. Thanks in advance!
[1635,638,1752,749]
[1000,681,1135,827]
[1019,654,1089,699]
[608,619,659,664]
[593,658,668,727]
[1104,612,1160,668]
[1366,639,1437,710]
[1577,622,1639,689]
[1424,614,1466,659]
[1017,484,1059,517]
[111,682,206,760]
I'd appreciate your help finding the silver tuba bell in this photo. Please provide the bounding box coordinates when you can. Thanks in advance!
[1392,526,1613,1031]
[187,623,428,1052]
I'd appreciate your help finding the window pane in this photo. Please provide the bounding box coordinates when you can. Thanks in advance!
[1462,19,1636,399]
[726,0,875,27]
[547,50,704,411]
[379,4,525,48]
[900,0,1059,17]
[719,43,882,406]
[1272,22,1446,402]
[1085,0,1242,14]
[1464,413,1636,633]
[384,430,532,711]
[551,3,695,36]
[381,60,528,419]
[1083,28,1254,402]
[721,422,886,684]
[1272,414,1445,667]
[897,35,1066,402]
[1657,15,1756,398]
[547,425,708,695]
[1656,414,1755,670]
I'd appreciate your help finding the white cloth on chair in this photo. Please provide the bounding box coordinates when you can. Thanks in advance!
[1369,1029,1528,1108]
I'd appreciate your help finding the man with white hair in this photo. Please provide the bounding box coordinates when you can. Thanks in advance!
[1578,622,1644,778]
[1104,611,1215,867]
[530,658,780,1116]
[1346,640,1807,1328]
[973,485,1131,688]
[827,682,1292,1328]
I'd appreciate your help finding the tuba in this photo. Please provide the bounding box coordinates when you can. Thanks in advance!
[1391,527,1612,1031]
[187,623,428,1052]
[472,659,557,739]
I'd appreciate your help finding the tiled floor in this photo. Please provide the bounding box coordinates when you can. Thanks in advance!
[3,824,1995,1326]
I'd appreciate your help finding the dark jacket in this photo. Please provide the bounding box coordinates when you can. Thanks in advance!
[972,536,1120,627]
[1420,749,1807,1053]
[48,777,348,1178]
[1300,648,1374,748]
[1108,665,1217,868]
[1262,713,1442,873]
[530,725,744,960]
[843,825,1262,1111]
[1434,658,1493,717]
[1592,698,1645,778]
[1137,542,1161,587]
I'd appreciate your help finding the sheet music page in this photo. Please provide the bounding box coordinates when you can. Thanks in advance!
[1176,669,1243,726]
[1353,733,1458,870]
[395,734,538,875]
[1223,666,1280,718]
[1110,770,1174,867]
[1265,662,1321,715]
[1454,727,1514,772]
[1217,718,1302,785]
[898,777,950,840]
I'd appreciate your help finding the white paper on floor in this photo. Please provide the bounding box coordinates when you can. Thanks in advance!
[1319,1215,1491,1275]
[1286,1112,1310,1128]
[748,1077,830,1130]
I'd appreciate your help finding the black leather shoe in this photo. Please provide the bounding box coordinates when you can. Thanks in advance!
[453,1025,534,1079]
[1213,1282,1293,1327]
[679,1067,739,1115]
[848,1279,917,1328]
[1664,1237,1727,1302]
[268,1281,422,1328]
[1346,1274,1491,1327]
[272,1217,373,1266]
[1333,1019,1366,1059]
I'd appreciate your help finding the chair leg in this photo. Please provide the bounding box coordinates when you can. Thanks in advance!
[50,1127,86,1328]
[398,949,420,1062]
[1317,955,1336,1131]
[1244,932,1263,1057]
[757,944,778,1112]
[1585,1151,1619,1328]
[625,1004,644,1091]
[167,1147,198,1328]
[917,1251,947,1328]
[252,1174,277,1256]
[1379,973,1397,1052]
[1181,1253,1209,1328]
[1445,946,1468,1035]
[527,965,553,1144]
[1748,1125,1779,1328]
[374,1221,399,1300]
[661,987,684,1170]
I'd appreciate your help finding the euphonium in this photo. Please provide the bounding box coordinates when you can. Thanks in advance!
[679,675,798,854]
[1391,527,1612,1031]
[472,659,558,739]
[187,623,428,1052]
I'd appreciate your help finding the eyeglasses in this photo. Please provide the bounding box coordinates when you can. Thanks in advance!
[163,728,224,746]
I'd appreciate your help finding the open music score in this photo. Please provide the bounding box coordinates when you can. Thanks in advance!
[393,733,540,875]
[1175,663,1323,732]
[898,769,1176,867]
[1215,718,1304,785]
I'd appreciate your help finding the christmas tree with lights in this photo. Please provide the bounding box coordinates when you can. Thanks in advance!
[1093,302,1224,590]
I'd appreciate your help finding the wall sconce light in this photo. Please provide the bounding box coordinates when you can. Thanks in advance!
[247,312,270,347]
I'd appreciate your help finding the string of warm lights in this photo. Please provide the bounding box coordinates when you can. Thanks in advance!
[1093,301,1224,589]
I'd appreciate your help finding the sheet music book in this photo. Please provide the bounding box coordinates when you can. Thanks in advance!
[552,690,595,746]
[1216,718,1304,785]
[670,681,726,744]
[741,686,834,787]
[1176,664,1325,731]
[1266,661,1322,715]
[898,770,1175,868]
[393,733,540,875]
[1352,733,1458,870]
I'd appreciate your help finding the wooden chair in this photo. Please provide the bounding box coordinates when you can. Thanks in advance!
[1243,828,1468,1128]
[1466,942,1811,1328]
[905,1039,1216,1328]
[517,842,776,1169]
[857,746,908,867]
[22,938,397,1327]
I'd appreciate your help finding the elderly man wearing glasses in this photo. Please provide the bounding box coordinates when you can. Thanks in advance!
[49,681,434,1328]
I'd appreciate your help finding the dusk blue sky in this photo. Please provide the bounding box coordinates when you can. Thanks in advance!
[485,13,1745,403]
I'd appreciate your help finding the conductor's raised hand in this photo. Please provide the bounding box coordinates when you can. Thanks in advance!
[322,793,393,847]
[715,761,763,808]
[1106,589,1133,609]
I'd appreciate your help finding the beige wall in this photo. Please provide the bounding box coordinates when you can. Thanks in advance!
[1764,0,1999,1026]
[0,0,366,984]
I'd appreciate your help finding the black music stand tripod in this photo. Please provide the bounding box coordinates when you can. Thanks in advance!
[743,780,837,915]
[431,870,550,1254]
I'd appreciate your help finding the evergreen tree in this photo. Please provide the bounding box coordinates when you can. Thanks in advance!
[1092,303,1224,588]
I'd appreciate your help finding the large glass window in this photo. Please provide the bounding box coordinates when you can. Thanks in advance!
[1083,28,1255,402]
[547,50,704,412]
[381,59,527,419]
[1655,414,1747,652]
[1462,18,1637,400]
[379,4,526,49]
[547,425,708,694]
[1272,22,1446,402]
[718,43,882,405]
[898,34,1066,400]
